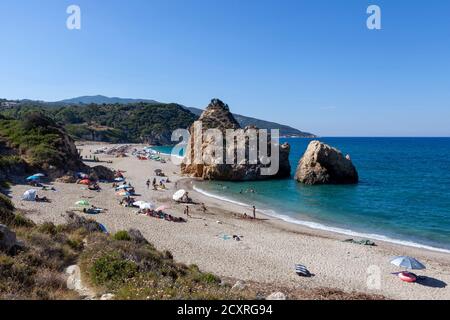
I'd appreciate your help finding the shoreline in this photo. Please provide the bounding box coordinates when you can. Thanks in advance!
[150,147,450,255]
[191,184,450,255]
[9,143,450,300]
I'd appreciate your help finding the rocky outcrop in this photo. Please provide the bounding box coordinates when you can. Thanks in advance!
[65,265,96,299]
[181,99,291,181]
[1,113,89,180]
[0,194,15,226]
[0,224,17,253]
[266,292,287,300]
[128,228,149,245]
[295,141,358,185]
[64,211,104,233]
[89,165,115,182]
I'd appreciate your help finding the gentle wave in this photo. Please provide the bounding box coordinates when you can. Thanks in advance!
[144,147,185,161]
[193,185,450,254]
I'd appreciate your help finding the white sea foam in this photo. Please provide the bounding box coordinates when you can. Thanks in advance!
[144,147,184,161]
[193,185,450,254]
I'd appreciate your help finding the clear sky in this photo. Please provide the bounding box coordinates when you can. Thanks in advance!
[1,0,449,136]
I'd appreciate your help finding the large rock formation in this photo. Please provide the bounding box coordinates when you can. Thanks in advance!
[181,99,291,181]
[295,141,358,185]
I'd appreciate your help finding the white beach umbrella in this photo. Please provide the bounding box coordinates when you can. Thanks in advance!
[32,173,46,177]
[172,189,186,201]
[132,200,146,207]
[140,202,155,210]
[22,189,37,201]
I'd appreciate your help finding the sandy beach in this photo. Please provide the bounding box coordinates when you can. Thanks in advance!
[8,143,450,300]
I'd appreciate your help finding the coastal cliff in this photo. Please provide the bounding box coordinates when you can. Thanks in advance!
[181,99,291,181]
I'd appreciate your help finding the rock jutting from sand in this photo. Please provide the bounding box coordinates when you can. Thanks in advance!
[0,224,18,253]
[295,140,359,185]
[181,99,291,181]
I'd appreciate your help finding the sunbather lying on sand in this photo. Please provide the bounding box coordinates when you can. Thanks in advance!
[41,186,56,191]
[35,195,50,203]
[140,209,186,223]
[83,206,106,215]
[88,183,101,191]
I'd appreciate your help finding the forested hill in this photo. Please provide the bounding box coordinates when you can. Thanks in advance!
[55,96,315,137]
[1,96,316,142]
[0,103,197,145]
[187,107,315,138]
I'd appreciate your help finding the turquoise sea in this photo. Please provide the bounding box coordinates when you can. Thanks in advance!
[150,138,450,253]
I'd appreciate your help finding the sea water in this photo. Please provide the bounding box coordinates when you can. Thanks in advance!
[150,138,450,253]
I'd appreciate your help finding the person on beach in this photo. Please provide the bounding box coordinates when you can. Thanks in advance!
[253,206,256,219]
[146,179,150,189]
[201,203,207,213]
[184,205,191,217]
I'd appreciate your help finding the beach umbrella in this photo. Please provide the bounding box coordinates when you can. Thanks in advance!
[172,189,186,201]
[77,172,89,179]
[116,184,131,190]
[75,200,90,206]
[132,201,146,207]
[32,173,45,177]
[99,223,108,234]
[114,177,125,182]
[390,256,426,271]
[140,202,155,210]
[155,205,170,212]
[22,189,37,201]
[26,175,40,181]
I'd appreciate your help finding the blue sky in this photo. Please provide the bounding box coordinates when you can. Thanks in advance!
[1,0,449,136]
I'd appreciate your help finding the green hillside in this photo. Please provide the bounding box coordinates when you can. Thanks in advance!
[1,103,197,145]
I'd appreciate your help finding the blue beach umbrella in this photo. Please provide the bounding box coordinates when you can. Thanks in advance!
[115,184,131,190]
[26,175,40,181]
[33,173,45,177]
[390,256,426,271]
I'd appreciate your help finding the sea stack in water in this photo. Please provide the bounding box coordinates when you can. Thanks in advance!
[295,140,358,185]
[181,99,291,181]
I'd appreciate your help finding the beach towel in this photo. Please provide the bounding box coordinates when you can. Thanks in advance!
[218,233,232,240]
